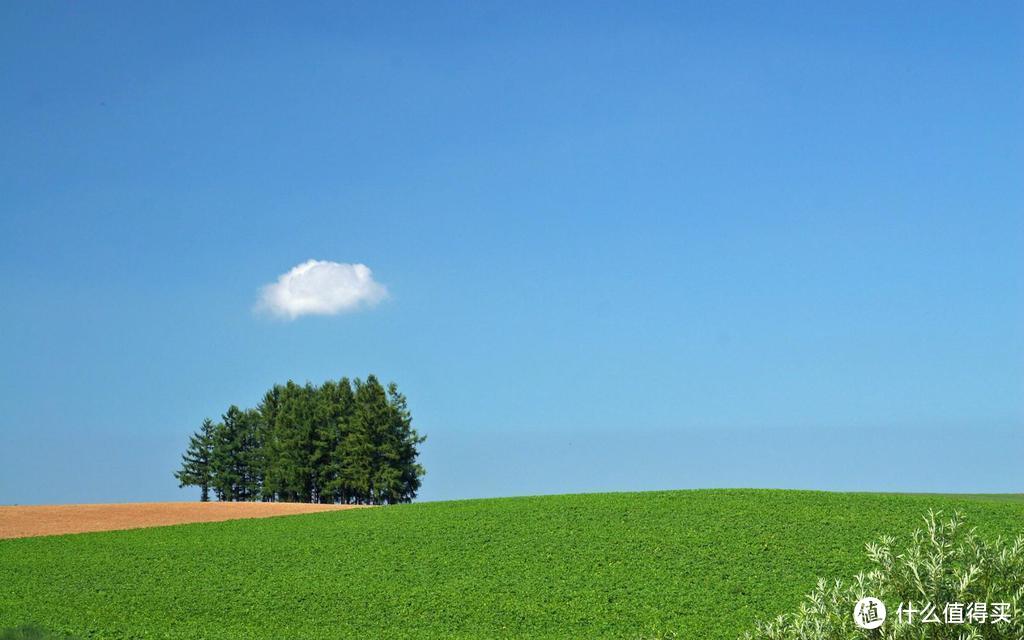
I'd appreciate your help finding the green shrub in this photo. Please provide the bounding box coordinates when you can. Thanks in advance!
[742,511,1024,639]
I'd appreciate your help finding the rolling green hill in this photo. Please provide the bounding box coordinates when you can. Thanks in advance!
[2,490,1022,639]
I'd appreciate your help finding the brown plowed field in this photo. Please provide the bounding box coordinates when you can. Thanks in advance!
[0,502,363,539]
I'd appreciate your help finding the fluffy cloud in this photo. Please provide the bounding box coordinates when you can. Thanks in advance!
[257,260,388,320]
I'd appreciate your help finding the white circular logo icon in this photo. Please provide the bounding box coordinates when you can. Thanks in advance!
[853,597,887,629]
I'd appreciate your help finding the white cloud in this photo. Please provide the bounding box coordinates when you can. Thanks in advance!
[257,260,388,320]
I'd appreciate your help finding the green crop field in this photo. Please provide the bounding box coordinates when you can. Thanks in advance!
[2,490,1023,639]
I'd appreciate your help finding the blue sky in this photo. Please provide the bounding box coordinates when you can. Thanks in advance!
[1,2,1021,505]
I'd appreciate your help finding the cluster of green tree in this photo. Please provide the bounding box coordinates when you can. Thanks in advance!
[174,376,425,505]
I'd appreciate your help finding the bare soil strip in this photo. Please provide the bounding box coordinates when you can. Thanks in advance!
[0,502,362,539]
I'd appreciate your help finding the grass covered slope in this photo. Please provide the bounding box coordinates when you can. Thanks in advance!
[2,490,1023,639]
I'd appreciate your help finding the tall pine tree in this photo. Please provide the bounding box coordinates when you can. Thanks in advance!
[316,378,354,504]
[174,418,215,501]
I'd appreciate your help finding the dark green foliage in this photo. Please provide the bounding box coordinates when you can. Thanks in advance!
[174,376,425,505]
[209,407,242,501]
[317,378,355,504]
[2,491,1022,639]
[341,376,425,505]
[266,381,318,503]
[380,382,425,504]
[172,418,214,501]
[208,406,264,502]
